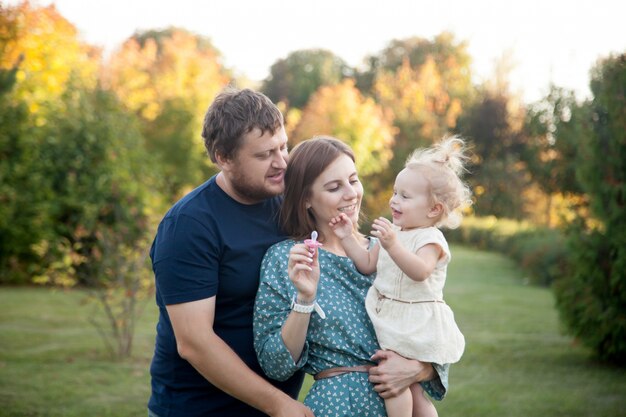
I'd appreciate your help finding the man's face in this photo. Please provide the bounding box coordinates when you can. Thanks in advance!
[223,126,289,204]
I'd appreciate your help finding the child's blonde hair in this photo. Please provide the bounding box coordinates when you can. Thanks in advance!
[405,135,472,229]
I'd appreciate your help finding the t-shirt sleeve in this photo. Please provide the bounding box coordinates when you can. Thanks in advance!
[253,243,309,381]
[151,213,220,305]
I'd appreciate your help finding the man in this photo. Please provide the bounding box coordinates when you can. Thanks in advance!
[147,88,312,417]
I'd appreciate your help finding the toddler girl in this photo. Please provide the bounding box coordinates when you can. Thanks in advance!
[330,136,471,417]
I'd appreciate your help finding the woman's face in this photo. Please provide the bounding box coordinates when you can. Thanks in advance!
[306,154,363,231]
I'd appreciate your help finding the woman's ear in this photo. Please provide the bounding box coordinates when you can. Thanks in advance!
[428,203,444,218]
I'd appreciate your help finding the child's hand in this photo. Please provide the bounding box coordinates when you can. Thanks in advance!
[371,217,397,250]
[329,213,353,240]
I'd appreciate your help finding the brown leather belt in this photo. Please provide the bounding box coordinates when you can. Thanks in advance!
[377,292,444,304]
[314,365,373,380]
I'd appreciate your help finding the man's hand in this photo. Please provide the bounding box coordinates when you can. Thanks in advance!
[271,398,315,417]
[368,350,435,398]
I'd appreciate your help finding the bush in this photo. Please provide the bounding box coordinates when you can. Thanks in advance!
[445,216,568,286]
[554,227,626,364]
[553,53,626,364]
[0,62,52,284]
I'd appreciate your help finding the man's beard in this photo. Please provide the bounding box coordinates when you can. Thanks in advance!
[230,169,281,203]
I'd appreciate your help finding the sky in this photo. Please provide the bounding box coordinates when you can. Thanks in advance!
[9,0,626,103]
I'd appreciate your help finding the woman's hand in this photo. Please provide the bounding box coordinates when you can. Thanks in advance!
[370,217,397,250]
[368,350,435,398]
[288,243,320,301]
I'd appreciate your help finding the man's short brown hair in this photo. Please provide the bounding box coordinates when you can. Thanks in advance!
[201,87,284,163]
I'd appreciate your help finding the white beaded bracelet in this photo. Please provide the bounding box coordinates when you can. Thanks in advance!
[291,296,326,319]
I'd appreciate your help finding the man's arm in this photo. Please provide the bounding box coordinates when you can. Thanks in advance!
[368,350,446,400]
[167,296,313,417]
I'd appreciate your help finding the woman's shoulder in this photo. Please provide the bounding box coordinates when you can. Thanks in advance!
[261,239,297,282]
[265,238,298,258]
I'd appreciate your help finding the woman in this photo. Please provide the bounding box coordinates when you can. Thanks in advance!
[253,136,448,417]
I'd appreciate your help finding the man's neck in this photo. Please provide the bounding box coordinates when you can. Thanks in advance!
[215,172,262,205]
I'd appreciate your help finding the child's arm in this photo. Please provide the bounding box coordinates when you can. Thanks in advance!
[329,213,379,275]
[371,217,442,282]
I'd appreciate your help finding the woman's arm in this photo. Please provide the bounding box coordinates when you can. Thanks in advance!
[254,243,321,379]
[282,242,322,360]
[254,245,308,380]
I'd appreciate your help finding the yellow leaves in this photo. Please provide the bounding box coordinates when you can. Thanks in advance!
[446,98,462,128]
[105,38,159,119]
[284,107,302,138]
[105,29,229,125]
[30,237,85,288]
[1,2,99,113]
[373,55,463,141]
[292,79,396,177]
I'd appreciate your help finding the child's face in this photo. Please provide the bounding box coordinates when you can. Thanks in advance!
[389,168,436,230]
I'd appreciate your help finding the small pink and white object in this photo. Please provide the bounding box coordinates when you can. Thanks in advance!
[304,231,323,253]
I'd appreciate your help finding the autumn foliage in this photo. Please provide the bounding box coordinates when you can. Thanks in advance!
[1,1,625,362]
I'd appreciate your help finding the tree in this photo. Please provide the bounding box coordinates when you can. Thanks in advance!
[363,34,473,190]
[20,80,158,359]
[0,2,98,116]
[0,2,100,283]
[261,49,351,110]
[375,56,463,144]
[554,53,626,364]
[104,28,230,198]
[0,55,44,283]
[457,91,529,219]
[0,4,156,357]
[85,221,154,359]
[291,79,396,216]
[356,32,473,104]
[523,86,588,225]
[454,50,532,220]
[31,80,153,285]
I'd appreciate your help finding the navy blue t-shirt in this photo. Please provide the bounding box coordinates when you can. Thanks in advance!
[148,176,304,417]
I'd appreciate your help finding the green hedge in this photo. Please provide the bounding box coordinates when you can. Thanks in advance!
[445,216,569,286]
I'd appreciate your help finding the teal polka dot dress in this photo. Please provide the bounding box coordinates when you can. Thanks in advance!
[253,239,449,416]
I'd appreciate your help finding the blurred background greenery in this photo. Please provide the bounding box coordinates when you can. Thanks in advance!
[0,1,624,415]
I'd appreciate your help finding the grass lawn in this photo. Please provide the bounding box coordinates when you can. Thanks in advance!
[1,245,625,416]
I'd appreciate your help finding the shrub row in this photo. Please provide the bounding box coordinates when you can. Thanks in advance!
[445,216,569,287]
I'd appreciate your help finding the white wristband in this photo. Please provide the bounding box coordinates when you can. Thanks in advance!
[291,296,326,319]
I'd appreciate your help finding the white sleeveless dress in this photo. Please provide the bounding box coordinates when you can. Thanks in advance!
[365,226,465,364]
